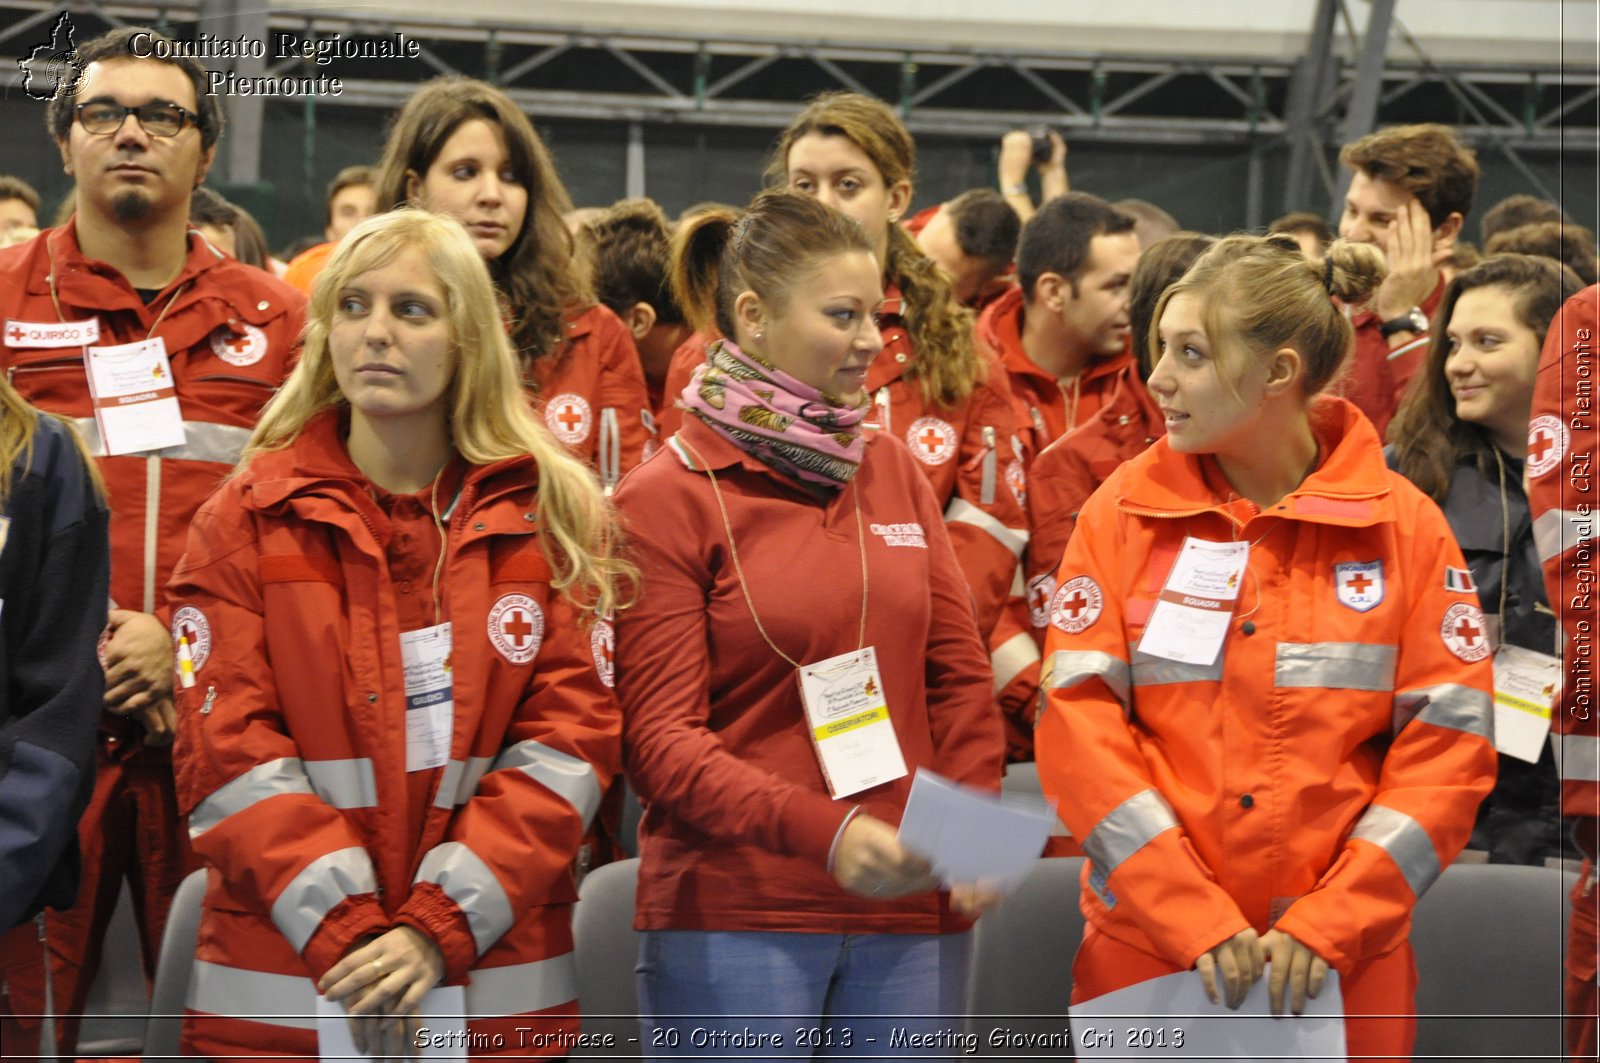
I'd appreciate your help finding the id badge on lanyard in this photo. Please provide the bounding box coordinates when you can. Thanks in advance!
[401,623,454,772]
[1491,643,1561,764]
[1135,536,1250,666]
[83,337,187,455]
[798,646,907,799]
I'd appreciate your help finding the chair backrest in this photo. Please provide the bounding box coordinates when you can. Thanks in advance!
[142,867,208,1062]
[1411,862,1575,1061]
[967,857,1084,1053]
[572,857,641,1055]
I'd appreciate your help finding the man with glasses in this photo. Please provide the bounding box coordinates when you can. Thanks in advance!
[0,27,303,1054]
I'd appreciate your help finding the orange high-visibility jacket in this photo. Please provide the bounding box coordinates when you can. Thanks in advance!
[1037,397,1495,977]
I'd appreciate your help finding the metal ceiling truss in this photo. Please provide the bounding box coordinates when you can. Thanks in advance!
[3,0,1593,154]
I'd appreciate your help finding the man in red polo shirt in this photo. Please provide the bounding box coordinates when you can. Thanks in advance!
[977,193,1140,459]
[1336,123,1479,440]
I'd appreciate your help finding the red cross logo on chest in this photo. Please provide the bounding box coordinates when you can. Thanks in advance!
[1529,431,1556,464]
[1346,572,1373,595]
[6,326,24,344]
[222,333,252,357]
[918,427,944,454]
[556,405,583,433]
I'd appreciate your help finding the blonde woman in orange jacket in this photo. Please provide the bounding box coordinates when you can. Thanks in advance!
[1037,234,1496,1061]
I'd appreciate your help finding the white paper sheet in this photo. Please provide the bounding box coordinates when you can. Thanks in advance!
[1069,967,1346,1061]
[316,986,467,1061]
[895,768,1056,893]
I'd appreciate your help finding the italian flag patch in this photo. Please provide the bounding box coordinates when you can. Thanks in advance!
[1445,566,1477,593]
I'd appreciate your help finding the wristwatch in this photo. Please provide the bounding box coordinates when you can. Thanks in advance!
[1379,306,1429,338]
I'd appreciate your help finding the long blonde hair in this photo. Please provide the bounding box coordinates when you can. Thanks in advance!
[765,92,983,408]
[0,379,102,508]
[245,209,632,614]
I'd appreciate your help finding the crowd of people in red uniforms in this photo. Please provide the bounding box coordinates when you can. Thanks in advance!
[1,19,1596,1062]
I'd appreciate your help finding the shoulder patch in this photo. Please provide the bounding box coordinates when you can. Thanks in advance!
[1027,572,1057,630]
[906,416,957,466]
[545,394,593,446]
[1445,566,1477,594]
[590,619,615,688]
[488,594,544,665]
[1527,414,1567,479]
[171,605,213,673]
[1440,601,1491,662]
[1050,576,1104,634]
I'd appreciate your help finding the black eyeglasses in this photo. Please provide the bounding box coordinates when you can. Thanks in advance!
[74,101,201,138]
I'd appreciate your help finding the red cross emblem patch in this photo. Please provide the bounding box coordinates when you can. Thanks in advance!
[1440,601,1491,662]
[1050,575,1103,634]
[1027,572,1057,631]
[209,323,268,367]
[544,393,593,446]
[905,416,957,466]
[1526,414,1568,480]
[170,605,213,672]
[590,619,615,688]
[488,594,545,665]
[1334,560,1384,613]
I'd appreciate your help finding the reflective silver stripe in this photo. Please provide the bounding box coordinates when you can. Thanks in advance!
[1556,734,1600,783]
[1131,651,1224,686]
[463,953,579,1016]
[1082,788,1179,875]
[416,842,514,955]
[944,497,1028,559]
[1010,566,1025,596]
[599,407,621,493]
[187,960,317,1029]
[189,757,316,838]
[1044,649,1130,708]
[144,455,159,613]
[304,758,378,810]
[272,847,379,953]
[433,755,497,809]
[492,739,603,827]
[1274,642,1397,691]
[1349,804,1441,898]
[187,955,578,1024]
[1534,508,1595,564]
[73,416,254,465]
[991,632,1039,692]
[1395,683,1493,739]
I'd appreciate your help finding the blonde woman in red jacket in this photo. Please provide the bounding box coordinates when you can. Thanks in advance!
[1038,235,1496,1060]
[168,210,629,1058]
[616,191,1004,1056]
[374,78,654,491]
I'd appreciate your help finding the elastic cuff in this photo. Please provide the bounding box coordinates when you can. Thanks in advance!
[776,787,857,866]
[299,897,390,982]
[396,882,478,983]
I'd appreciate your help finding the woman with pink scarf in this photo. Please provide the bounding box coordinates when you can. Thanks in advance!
[613,191,1004,1058]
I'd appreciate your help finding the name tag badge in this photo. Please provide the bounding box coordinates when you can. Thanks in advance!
[1492,643,1561,764]
[798,646,907,799]
[401,622,454,773]
[84,338,186,456]
[5,318,100,349]
[1136,537,1250,666]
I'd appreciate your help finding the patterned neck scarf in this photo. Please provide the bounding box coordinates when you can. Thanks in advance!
[679,339,869,489]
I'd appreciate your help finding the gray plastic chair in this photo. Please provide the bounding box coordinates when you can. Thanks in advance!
[1411,861,1575,1061]
[967,857,1085,1057]
[572,857,641,1056]
[142,867,208,1062]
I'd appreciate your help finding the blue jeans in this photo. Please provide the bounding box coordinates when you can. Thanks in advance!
[637,929,974,1060]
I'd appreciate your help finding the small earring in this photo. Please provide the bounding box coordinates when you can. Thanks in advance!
[754,330,764,342]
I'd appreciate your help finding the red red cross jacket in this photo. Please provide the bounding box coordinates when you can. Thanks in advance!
[530,304,656,491]
[167,412,620,1057]
[1037,398,1495,978]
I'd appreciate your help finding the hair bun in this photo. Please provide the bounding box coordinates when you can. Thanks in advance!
[1320,239,1387,304]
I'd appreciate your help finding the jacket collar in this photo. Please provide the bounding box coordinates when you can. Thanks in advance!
[242,411,534,517]
[38,218,227,303]
[980,284,1133,389]
[1119,396,1395,528]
